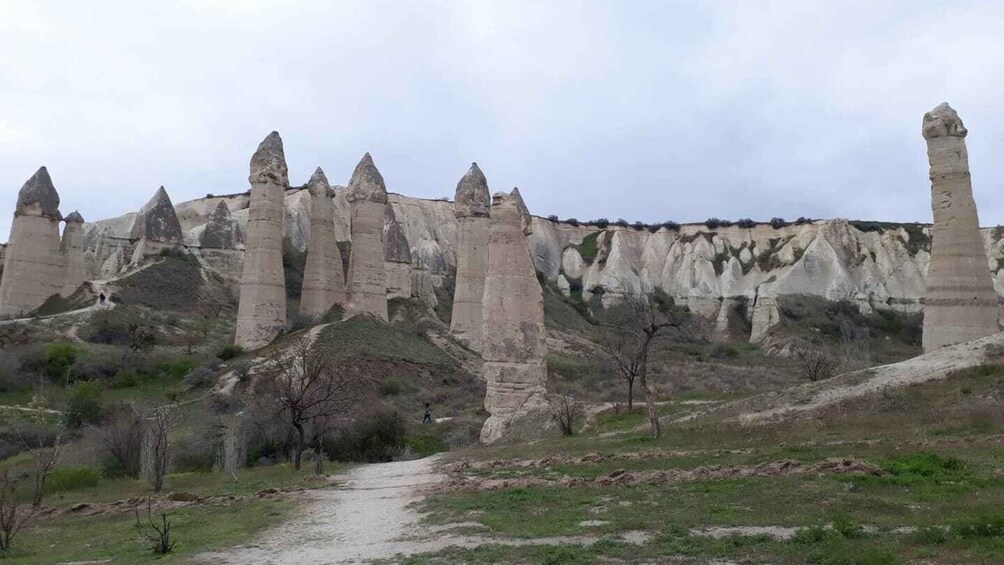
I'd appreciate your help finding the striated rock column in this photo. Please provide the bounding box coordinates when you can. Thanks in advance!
[480,188,549,443]
[61,211,87,295]
[921,103,999,351]
[345,153,388,320]
[235,132,288,349]
[300,167,346,320]
[450,163,491,351]
[384,203,412,300]
[0,167,65,317]
[200,201,244,249]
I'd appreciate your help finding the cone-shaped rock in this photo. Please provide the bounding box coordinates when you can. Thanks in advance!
[0,167,65,316]
[450,163,491,350]
[299,167,346,320]
[235,132,288,349]
[130,186,183,243]
[200,201,244,249]
[346,153,388,320]
[922,103,999,351]
[480,188,549,443]
[384,203,412,300]
[61,211,88,295]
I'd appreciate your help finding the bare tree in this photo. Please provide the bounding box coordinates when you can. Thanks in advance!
[140,406,177,492]
[794,346,841,382]
[551,395,580,436]
[0,471,34,552]
[134,500,176,555]
[99,404,144,478]
[255,336,368,471]
[599,294,689,439]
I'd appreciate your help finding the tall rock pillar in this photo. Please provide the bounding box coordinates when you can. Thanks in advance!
[480,188,549,443]
[299,167,345,320]
[383,203,412,300]
[235,132,288,349]
[345,154,388,321]
[61,211,87,295]
[450,163,491,351]
[921,103,999,351]
[0,167,65,317]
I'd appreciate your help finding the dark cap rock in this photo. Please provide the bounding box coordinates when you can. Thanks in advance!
[131,186,183,243]
[249,131,290,187]
[64,210,85,223]
[923,102,968,140]
[16,166,61,219]
[307,167,333,198]
[346,153,388,204]
[454,162,491,219]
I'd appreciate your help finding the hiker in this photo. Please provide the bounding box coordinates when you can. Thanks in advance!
[422,401,432,424]
[98,293,106,305]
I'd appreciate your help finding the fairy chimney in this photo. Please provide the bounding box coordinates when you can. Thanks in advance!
[61,211,87,295]
[299,167,346,320]
[450,163,491,351]
[345,153,388,320]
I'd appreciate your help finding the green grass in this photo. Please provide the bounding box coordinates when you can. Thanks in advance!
[318,317,456,367]
[575,232,602,264]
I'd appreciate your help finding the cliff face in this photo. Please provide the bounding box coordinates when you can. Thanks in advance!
[78,190,1004,339]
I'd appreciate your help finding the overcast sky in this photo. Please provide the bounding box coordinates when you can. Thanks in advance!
[2,0,1003,239]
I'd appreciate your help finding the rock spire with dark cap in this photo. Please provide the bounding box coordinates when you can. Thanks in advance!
[450,162,492,350]
[235,132,288,349]
[454,162,490,219]
[64,210,84,223]
[62,210,88,294]
[346,153,389,320]
[131,186,183,243]
[480,188,550,443]
[300,167,346,319]
[1,168,66,316]
[200,201,244,249]
[16,166,61,219]
[921,103,999,351]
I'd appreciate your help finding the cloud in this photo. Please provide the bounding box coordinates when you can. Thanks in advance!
[0,0,1002,239]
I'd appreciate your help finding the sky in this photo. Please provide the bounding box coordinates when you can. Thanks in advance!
[2,0,1004,239]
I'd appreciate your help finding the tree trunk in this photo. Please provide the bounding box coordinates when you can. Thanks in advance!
[314,447,324,475]
[292,423,305,471]
[639,338,660,438]
[627,377,634,410]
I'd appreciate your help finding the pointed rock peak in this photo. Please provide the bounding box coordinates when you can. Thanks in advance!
[64,210,84,223]
[347,153,388,204]
[209,200,232,221]
[454,162,490,218]
[307,167,331,197]
[17,166,61,218]
[510,187,532,236]
[249,131,289,187]
[132,185,183,242]
[491,189,532,235]
[923,102,967,140]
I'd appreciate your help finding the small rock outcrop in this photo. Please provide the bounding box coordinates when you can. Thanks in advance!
[200,201,243,249]
[921,103,999,351]
[235,132,288,349]
[0,167,65,317]
[480,188,550,443]
[299,167,345,320]
[61,211,87,295]
[130,186,183,243]
[346,153,388,320]
[450,163,491,351]
[384,203,412,300]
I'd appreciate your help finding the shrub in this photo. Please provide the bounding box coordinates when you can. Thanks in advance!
[173,433,216,473]
[770,217,788,229]
[327,410,406,463]
[614,218,629,228]
[592,218,609,228]
[661,221,681,231]
[709,344,739,359]
[182,367,216,390]
[951,513,1004,538]
[45,466,101,494]
[87,309,134,345]
[719,219,733,227]
[0,353,25,393]
[216,344,244,361]
[632,221,645,230]
[794,216,812,225]
[736,218,756,229]
[65,381,104,428]
[547,214,559,222]
[566,218,579,226]
[231,359,253,382]
[704,217,722,229]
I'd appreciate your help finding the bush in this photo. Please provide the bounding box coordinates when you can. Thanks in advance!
[592,218,609,228]
[704,217,722,229]
[45,466,101,494]
[794,216,812,225]
[632,221,645,230]
[736,218,756,229]
[613,218,629,228]
[0,353,25,393]
[326,410,406,463]
[216,344,244,361]
[770,217,788,229]
[22,343,83,382]
[951,513,1004,538]
[547,214,559,222]
[661,221,681,231]
[173,433,216,473]
[231,359,253,382]
[65,381,104,428]
[182,367,216,390]
[566,218,579,226]
[87,309,134,345]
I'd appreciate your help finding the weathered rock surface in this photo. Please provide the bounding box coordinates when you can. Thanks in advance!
[450,163,491,351]
[920,103,999,351]
[130,186,184,243]
[384,203,411,300]
[346,153,388,320]
[299,168,345,320]
[480,188,549,443]
[199,201,243,249]
[61,211,87,295]
[235,132,288,349]
[0,167,65,317]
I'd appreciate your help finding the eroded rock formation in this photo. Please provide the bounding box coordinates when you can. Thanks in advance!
[921,103,999,351]
[131,186,183,244]
[480,188,549,443]
[450,163,491,351]
[0,167,65,317]
[61,211,87,295]
[235,132,288,349]
[200,201,243,249]
[299,167,345,320]
[346,153,388,320]
[384,203,412,300]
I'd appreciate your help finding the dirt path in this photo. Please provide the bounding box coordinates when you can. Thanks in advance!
[199,456,465,564]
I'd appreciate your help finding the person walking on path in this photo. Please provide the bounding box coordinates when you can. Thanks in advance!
[422,401,432,424]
